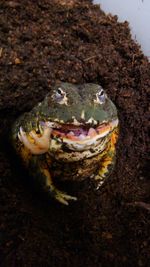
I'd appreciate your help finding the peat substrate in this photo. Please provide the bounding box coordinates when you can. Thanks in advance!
[0,0,149,266]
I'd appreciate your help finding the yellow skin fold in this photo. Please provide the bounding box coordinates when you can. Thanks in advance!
[95,127,119,188]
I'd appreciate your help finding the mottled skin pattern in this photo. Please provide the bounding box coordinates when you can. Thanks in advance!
[11,82,119,205]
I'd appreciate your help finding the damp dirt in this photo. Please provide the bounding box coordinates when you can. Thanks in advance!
[0,0,149,266]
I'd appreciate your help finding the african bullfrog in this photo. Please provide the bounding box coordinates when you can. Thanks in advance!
[11,82,119,205]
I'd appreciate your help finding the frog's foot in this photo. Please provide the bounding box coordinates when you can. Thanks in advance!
[18,127,52,155]
[54,189,77,205]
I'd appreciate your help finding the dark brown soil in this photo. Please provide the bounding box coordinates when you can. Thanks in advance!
[0,0,149,266]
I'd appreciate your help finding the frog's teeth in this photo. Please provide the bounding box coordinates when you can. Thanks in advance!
[110,118,119,128]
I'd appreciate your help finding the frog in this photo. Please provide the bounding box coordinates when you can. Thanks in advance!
[11,82,119,205]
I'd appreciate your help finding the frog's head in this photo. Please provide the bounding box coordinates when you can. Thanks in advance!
[37,82,118,157]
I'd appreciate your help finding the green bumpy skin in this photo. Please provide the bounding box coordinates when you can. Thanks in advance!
[11,82,119,205]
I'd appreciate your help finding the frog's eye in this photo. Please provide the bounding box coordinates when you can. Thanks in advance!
[97,89,106,104]
[55,87,68,105]
[56,88,65,100]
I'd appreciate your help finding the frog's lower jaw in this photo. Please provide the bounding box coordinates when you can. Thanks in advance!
[50,137,109,162]
[49,118,118,161]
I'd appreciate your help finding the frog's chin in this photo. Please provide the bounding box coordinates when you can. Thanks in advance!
[41,118,118,149]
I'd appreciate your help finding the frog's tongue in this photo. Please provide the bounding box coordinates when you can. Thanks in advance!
[55,127,97,140]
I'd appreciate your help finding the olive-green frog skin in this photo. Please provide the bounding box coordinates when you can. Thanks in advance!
[11,82,119,205]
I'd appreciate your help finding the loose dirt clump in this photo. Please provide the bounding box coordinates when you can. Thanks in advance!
[0,0,149,266]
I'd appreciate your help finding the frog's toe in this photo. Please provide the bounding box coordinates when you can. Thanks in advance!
[29,127,51,150]
[18,127,49,155]
[55,190,77,205]
[96,180,105,190]
[94,175,105,190]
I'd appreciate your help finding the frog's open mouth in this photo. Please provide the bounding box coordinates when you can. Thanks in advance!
[41,118,118,144]
[18,119,118,156]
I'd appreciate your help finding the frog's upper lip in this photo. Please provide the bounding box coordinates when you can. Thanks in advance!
[40,118,118,143]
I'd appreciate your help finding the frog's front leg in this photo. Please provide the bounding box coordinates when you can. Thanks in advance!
[40,159,77,205]
[95,128,118,189]
[18,128,77,205]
